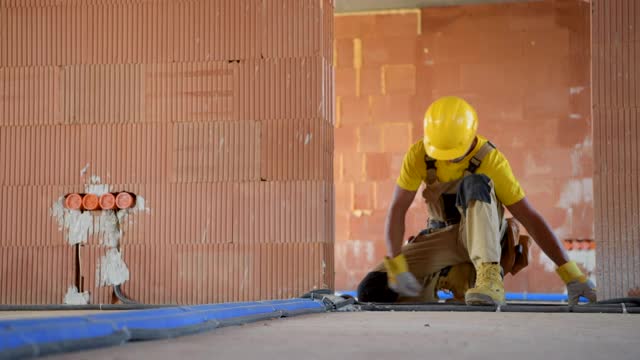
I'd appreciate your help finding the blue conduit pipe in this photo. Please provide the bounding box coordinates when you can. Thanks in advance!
[0,297,350,360]
[336,291,585,302]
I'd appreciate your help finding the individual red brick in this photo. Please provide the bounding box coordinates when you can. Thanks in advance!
[430,32,474,64]
[390,153,408,177]
[342,152,365,182]
[430,62,462,95]
[335,124,358,150]
[335,181,353,212]
[374,13,420,37]
[382,123,412,153]
[336,68,358,97]
[365,153,392,181]
[413,61,435,96]
[334,212,350,242]
[335,38,355,68]
[460,62,527,97]
[359,67,382,96]
[457,7,512,33]
[523,87,570,119]
[439,20,524,61]
[349,210,386,241]
[370,95,413,123]
[475,94,526,128]
[507,2,555,31]
[374,180,398,210]
[421,6,467,33]
[367,211,388,241]
[339,96,370,126]
[524,58,570,95]
[383,65,416,95]
[335,15,376,39]
[353,181,375,210]
[357,124,383,153]
[521,29,570,64]
[362,36,417,66]
[349,215,367,241]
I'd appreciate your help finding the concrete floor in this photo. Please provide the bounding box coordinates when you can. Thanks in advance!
[49,311,639,360]
[0,310,109,320]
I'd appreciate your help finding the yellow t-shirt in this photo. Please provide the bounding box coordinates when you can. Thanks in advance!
[396,135,525,206]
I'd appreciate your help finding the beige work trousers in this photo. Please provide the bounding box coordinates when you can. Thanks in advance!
[372,185,506,301]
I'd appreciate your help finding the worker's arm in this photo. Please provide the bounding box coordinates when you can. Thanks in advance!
[506,197,569,266]
[382,184,421,297]
[385,185,417,258]
[507,197,596,304]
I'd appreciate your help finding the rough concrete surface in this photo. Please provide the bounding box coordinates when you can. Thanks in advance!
[50,312,639,360]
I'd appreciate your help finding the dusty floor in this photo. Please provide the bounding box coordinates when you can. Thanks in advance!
[47,311,639,360]
[0,310,110,320]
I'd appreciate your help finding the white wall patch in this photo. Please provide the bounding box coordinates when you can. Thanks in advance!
[63,286,90,305]
[67,211,94,245]
[569,86,585,95]
[98,210,122,248]
[97,248,130,287]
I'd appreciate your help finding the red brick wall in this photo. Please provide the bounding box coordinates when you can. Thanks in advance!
[592,0,640,298]
[334,1,592,293]
[0,0,334,304]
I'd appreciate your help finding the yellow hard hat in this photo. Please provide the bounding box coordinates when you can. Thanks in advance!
[423,96,478,160]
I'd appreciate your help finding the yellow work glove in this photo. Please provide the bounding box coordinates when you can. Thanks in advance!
[383,254,422,297]
[556,261,597,305]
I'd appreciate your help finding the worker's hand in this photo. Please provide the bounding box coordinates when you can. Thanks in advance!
[556,261,597,305]
[384,254,422,297]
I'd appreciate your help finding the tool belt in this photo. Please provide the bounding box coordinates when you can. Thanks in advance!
[410,218,531,276]
[500,218,531,276]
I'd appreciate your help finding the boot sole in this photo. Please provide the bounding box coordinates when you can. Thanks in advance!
[465,293,505,306]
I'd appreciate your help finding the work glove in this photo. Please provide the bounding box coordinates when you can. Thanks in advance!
[383,254,422,297]
[556,261,597,305]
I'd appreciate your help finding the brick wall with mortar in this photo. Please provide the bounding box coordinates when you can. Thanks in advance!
[0,0,335,304]
[334,0,593,293]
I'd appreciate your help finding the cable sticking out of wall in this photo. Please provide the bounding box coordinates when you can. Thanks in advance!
[50,173,148,305]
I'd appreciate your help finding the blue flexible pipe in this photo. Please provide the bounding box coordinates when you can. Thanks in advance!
[0,298,328,360]
[335,290,581,302]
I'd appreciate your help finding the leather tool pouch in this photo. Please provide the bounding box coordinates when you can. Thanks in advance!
[500,218,531,276]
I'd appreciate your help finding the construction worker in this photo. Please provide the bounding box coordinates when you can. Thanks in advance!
[357,96,597,306]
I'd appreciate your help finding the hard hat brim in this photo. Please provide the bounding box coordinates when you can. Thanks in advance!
[424,141,470,161]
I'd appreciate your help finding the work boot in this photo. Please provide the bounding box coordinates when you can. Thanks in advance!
[437,263,476,303]
[464,263,505,305]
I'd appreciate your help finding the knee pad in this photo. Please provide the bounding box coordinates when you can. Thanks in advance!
[456,174,492,211]
[357,271,399,303]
